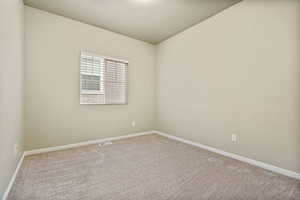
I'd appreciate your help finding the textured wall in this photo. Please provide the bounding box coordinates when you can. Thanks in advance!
[25,6,156,150]
[156,0,300,173]
[0,0,24,197]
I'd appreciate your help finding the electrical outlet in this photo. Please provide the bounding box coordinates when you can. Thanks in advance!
[131,121,136,127]
[231,134,237,143]
[14,144,19,156]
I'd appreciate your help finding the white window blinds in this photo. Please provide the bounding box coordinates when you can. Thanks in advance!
[80,52,128,104]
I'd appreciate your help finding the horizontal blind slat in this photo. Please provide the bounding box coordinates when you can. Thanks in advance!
[80,52,128,104]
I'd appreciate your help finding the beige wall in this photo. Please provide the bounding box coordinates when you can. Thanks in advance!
[25,6,156,150]
[156,0,300,173]
[0,0,24,197]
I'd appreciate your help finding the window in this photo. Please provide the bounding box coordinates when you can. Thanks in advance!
[80,51,128,104]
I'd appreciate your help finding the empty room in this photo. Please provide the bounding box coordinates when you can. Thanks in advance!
[1,0,300,199]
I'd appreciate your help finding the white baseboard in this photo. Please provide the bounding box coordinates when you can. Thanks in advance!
[2,130,154,200]
[2,131,154,199]
[2,152,25,200]
[3,130,298,200]
[155,131,300,180]
[24,130,154,156]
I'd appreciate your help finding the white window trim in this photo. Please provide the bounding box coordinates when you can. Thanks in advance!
[80,51,129,105]
[81,51,129,64]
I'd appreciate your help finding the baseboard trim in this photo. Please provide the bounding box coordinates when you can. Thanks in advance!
[24,130,154,156]
[2,152,25,200]
[3,130,298,200]
[155,131,300,180]
[3,131,154,199]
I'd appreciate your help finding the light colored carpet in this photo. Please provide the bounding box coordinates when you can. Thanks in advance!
[8,134,300,200]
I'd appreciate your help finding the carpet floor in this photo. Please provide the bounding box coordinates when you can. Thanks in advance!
[8,134,300,200]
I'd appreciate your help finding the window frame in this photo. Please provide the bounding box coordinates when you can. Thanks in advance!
[80,51,129,105]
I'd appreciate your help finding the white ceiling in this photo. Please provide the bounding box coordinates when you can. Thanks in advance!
[24,0,241,44]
